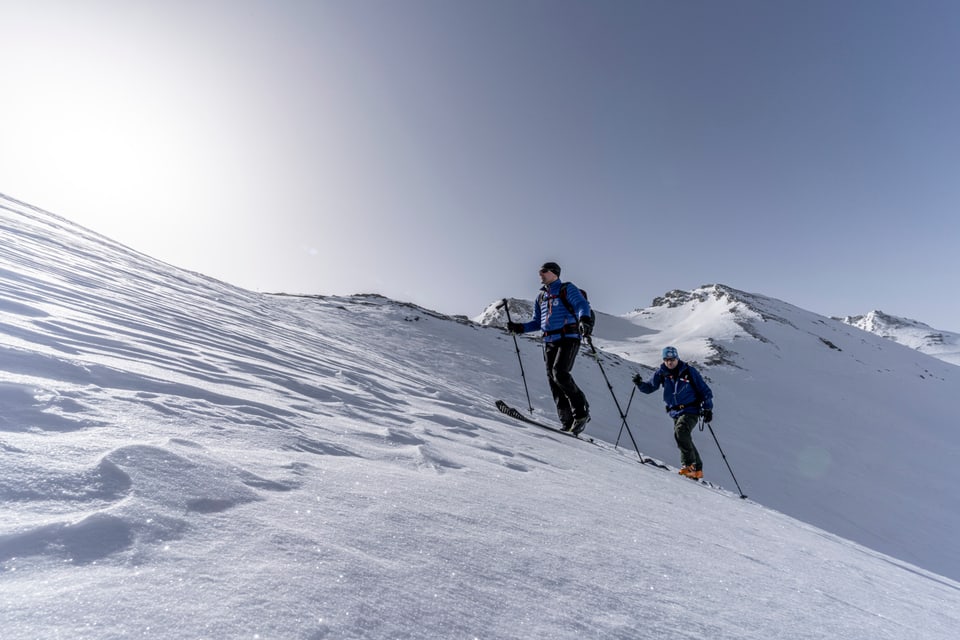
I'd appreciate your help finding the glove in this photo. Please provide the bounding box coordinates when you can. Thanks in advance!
[632,373,643,386]
[506,321,524,334]
[702,409,713,423]
[578,318,593,337]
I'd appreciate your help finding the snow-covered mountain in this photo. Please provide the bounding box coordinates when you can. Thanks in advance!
[3,192,960,639]
[479,283,960,585]
[840,310,960,366]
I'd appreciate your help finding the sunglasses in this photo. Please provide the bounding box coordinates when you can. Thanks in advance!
[663,357,678,362]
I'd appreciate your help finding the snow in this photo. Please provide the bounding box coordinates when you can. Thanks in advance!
[841,310,960,366]
[2,192,960,639]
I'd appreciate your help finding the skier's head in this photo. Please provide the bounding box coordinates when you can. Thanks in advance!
[539,261,561,277]
[662,346,680,370]
[539,262,561,285]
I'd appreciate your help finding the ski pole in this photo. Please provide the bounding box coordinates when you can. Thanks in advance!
[497,299,534,414]
[584,336,646,462]
[615,385,637,449]
[702,417,747,499]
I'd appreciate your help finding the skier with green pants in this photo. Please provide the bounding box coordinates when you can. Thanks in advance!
[633,346,714,479]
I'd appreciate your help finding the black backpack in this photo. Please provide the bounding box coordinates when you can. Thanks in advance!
[557,282,596,330]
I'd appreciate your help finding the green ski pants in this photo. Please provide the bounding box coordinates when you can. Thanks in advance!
[673,413,703,470]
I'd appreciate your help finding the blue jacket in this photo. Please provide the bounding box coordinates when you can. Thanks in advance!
[522,280,591,343]
[637,360,713,418]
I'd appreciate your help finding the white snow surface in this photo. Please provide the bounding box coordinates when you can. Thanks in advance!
[841,310,960,366]
[2,192,960,639]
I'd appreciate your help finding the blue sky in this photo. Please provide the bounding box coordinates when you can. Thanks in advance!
[3,0,959,329]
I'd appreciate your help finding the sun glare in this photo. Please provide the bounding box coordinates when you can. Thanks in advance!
[19,71,186,198]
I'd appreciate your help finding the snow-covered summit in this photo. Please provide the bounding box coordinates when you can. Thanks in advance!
[646,283,778,313]
[473,297,533,327]
[844,309,928,334]
[841,310,960,366]
[611,283,828,368]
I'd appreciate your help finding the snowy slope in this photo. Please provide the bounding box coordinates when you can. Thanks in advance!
[841,310,960,366]
[480,284,960,585]
[2,192,960,639]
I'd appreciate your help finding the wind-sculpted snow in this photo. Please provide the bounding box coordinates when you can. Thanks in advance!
[3,192,960,638]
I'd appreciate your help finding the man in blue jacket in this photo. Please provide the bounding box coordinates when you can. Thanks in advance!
[507,262,592,434]
[633,346,714,479]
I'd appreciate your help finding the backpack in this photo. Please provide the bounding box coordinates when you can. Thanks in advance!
[557,282,596,330]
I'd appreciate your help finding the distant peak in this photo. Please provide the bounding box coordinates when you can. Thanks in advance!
[649,284,764,311]
[474,298,534,327]
[841,310,931,332]
[651,284,728,308]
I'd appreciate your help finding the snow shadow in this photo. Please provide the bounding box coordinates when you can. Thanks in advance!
[0,513,133,564]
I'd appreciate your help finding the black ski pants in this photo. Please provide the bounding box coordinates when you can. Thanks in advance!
[544,338,589,427]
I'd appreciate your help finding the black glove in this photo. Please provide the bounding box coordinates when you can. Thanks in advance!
[506,321,524,334]
[632,373,643,386]
[578,318,593,337]
[702,409,713,423]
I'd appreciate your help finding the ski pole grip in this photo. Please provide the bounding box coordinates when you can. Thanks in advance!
[500,300,515,324]
[495,298,508,310]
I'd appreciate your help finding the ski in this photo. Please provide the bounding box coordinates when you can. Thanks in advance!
[687,478,732,500]
[496,402,743,498]
[671,469,744,495]
[681,474,723,490]
[638,455,670,470]
[495,400,594,442]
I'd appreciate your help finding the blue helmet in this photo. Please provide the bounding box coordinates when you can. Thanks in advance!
[662,346,679,360]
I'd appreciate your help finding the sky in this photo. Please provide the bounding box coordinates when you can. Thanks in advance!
[2,0,960,330]
[3,193,960,638]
